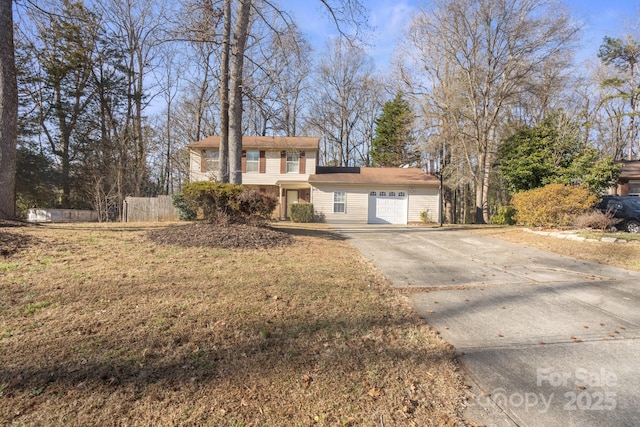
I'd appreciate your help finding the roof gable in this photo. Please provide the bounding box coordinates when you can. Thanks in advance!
[620,161,640,179]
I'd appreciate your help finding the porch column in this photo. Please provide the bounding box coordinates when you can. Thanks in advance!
[278,185,284,219]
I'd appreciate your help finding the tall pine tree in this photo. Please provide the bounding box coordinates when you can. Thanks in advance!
[370,91,419,167]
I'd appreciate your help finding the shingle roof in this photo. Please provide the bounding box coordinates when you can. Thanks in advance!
[308,167,438,186]
[619,161,640,179]
[189,135,320,150]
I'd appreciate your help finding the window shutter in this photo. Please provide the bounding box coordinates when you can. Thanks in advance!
[259,151,266,173]
[299,151,306,174]
[241,150,247,173]
[280,151,286,174]
[201,150,207,173]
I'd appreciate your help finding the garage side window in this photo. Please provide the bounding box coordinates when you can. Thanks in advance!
[333,191,346,213]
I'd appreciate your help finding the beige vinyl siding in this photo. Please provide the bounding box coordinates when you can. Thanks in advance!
[189,150,219,182]
[190,149,317,185]
[312,184,439,224]
[242,151,317,185]
[407,187,439,223]
[311,185,370,223]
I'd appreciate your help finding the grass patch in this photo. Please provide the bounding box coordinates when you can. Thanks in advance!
[22,300,52,316]
[577,230,640,242]
[0,261,20,273]
[0,223,464,426]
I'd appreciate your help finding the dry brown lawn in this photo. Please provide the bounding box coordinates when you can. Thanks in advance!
[0,222,466,426]
[470,226,640,272]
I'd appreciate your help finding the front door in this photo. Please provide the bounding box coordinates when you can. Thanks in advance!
[286,190,299,219]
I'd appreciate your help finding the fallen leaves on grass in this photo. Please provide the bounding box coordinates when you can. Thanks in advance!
[470,226,640,272]
[0,225,39,257]
[0,223,466,426]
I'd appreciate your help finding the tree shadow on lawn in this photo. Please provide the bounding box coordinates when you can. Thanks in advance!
[275,225,347,241]
[0,231,41,257]
[0,312,461,424]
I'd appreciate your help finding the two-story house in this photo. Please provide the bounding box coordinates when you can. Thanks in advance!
[189,135,319,219]
[189,136,440,224]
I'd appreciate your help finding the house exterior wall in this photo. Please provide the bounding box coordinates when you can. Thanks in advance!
[407,187,440,223]
[189,149,317,184]
[311,185,370,223]
[189,150,211,182]
[311,184,439,224]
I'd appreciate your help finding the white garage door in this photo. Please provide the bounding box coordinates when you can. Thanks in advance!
[368,190,408,224]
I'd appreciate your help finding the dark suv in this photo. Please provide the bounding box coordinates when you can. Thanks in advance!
[597,196,640,233]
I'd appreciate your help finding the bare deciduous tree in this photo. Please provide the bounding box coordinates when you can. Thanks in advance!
[98,0,167,195]
[598,35,640,160]
[307,38,382,166]
[399,0,579,223]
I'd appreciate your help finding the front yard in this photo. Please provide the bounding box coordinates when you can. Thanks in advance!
[0,222,466,426]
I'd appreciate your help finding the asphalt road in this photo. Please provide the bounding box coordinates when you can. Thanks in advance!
[330,225,640,427]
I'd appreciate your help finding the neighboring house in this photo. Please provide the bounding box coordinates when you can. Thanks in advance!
[188,136,440,224]
[615,161,640,195]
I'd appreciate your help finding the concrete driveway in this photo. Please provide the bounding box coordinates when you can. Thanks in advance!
[330,225,640,427]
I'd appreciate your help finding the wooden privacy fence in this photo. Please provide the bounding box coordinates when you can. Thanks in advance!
[123,195,179,222]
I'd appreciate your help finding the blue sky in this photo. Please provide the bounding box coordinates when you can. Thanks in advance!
[278,0,640,71]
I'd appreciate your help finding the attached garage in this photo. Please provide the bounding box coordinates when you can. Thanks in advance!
[368,190,408,224]
[309,167,440,224]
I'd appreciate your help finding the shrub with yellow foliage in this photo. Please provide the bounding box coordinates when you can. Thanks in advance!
[511,183,598,228]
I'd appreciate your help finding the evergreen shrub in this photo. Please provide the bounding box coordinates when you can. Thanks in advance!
[290,203,314,223]
[178,182,276,225]
[491,205,516,225]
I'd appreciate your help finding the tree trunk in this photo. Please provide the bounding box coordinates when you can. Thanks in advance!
[474,150,487,224]
[135,51,146,196]
[228,0,252,184]
[0,0,17,219]
[218,0,231,182]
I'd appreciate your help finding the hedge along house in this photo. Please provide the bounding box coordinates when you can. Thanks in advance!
[309,167,440,224]
[189,136,319,219]
[188,136,441,224]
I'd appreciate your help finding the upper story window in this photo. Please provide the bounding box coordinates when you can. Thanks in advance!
[204,150,219,172]
[246,150,259,173]
[286,152,299,173]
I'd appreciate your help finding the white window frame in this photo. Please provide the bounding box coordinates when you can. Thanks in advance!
[205,150,219,172]
[286,151,300,173]
[246,150,259,173]
[333,191,346,213]
[629,180,640,196]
